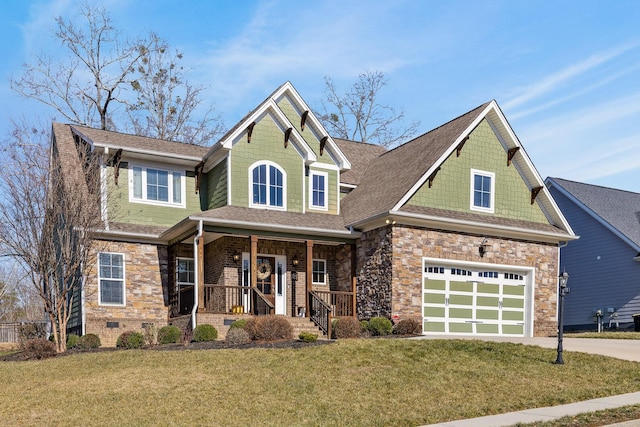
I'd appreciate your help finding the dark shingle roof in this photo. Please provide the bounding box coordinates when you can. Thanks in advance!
[334,138,387,186]
[67,124,209,158]
[341,102,491,226]
[550,178,640,247]
[191,206,353,237]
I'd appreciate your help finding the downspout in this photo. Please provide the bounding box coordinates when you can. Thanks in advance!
[191,220,204,329]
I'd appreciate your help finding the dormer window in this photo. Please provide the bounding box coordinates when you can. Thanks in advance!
[250,161,286,209]
[129,164,185,208]
[470,169,494,213]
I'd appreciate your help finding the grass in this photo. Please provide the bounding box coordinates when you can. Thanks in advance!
[565,331,640,339]
[2,339,640,426]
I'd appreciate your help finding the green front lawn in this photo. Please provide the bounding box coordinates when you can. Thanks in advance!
[2,339,640,426]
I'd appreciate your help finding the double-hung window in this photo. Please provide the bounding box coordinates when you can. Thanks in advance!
[130,164,185,207]
[99,253,125,306]
[250,162,286,209]
[470,169,495,213]
[309,170,328,210]
[176,258,195,288]
[312,259,326,285]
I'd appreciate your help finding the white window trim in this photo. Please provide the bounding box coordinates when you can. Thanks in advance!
[309,170,328,211]
[176,257,195,288]
[312,258,327,285]
[248,160,287,211]
[98,252,126,307]
[470,169,495,213]
[128,162,186,208]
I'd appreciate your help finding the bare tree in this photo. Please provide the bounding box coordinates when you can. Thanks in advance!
[0,121,103,352]
[10,4,150,130]
[128,36,225,145]
[317,71,420,148]
[0,262,41,322]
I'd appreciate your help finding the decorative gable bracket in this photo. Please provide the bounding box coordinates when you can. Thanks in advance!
[507,147,520,166]
[284,127,293,148]
[320,136,328,156]
[246,122,256,143]
[107,148,123,185]
[531,186,543,205]
[301,110,309,131]
[428,167,441,188]
[456,136,469,157]
[194,161,205,194]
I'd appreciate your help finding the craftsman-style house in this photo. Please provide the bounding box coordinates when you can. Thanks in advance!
[52,82,576,346]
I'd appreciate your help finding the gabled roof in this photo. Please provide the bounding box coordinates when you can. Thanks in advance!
[65,124,209,162]
[341,100,575,241]
[204,81,350,173]
[333,138,387,186]
[546,177,640,251]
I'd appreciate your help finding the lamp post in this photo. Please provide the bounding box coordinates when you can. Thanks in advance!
[555,270,570,365]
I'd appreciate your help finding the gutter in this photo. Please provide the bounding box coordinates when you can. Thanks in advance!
[191,220,204,330]
[188,214,360,240]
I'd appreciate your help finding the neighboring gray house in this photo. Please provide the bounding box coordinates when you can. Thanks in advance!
[546,177,640,330]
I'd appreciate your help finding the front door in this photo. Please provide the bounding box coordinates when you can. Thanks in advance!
[250,255,287,315]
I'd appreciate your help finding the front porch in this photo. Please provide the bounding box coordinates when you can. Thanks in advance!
[168,233,356,336]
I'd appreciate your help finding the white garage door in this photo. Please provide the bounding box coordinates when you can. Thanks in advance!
[422,260,532,336]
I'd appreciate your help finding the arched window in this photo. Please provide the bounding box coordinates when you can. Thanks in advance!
[250,161,286,209]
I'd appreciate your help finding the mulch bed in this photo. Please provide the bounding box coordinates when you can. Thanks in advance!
[1,338,335,362]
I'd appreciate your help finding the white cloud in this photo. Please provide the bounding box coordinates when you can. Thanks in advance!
[503,42,640,111]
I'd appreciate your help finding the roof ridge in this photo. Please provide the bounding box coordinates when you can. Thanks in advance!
[551,177,640,196]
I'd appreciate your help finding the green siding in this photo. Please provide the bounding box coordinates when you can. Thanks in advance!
[229,115,305,212]
[108,164,201,227]
[307,167,339,215]
[277,97,335,166]
[206,160,228,209]
[407,119,549,224]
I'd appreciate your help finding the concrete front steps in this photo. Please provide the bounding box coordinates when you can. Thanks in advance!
[288,317,329,340]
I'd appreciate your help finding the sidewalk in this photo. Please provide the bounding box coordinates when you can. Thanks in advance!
[420,391,640,427]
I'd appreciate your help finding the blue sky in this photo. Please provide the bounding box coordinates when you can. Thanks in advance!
[1,0,639,192]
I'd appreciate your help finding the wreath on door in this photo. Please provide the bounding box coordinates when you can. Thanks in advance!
[256,261,272,280]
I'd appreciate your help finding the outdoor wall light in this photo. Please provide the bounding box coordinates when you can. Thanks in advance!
[232,252,241,262]
[292,255,299,267]
[479,238,490,257]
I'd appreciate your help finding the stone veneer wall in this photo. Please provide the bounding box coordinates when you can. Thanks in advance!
[84,241,169,346]
[391,225,559,337]
[356,226,393,320]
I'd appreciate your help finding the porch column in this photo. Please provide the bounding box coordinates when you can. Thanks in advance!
[250,235,258,289]
[306,240,313,318]
[351,243,357,318]
[197,231,205,312]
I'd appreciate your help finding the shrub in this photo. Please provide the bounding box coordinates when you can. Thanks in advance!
[18,323,47,341]
[229,318,248,329]
[193,324,218,342]
[360,320,369,332]
[393,318,422,336]
[333,317,362,339]
[368,317,393,336]
[158,325,182,344]
[21,338,57,360]
[225,328,251,345]
[298,332,318,343]
[79,333,101,349]
[243,316,293,341]
[117,331,145,349]
[66,334,80,349]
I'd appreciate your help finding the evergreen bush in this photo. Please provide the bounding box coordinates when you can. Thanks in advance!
[158,325,181,344]
[368,317,393,336]
[193,324,218,342]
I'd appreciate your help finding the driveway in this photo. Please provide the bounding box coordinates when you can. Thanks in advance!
[415,335,640,362]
